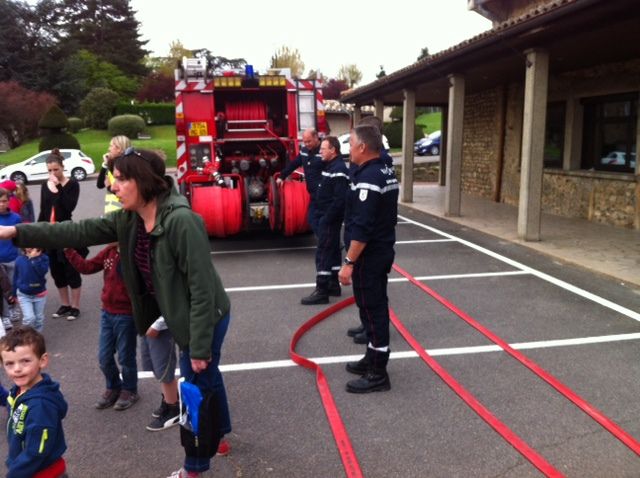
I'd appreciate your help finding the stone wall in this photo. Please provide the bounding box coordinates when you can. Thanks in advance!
[461,88,501,199]
[543,171,637,228]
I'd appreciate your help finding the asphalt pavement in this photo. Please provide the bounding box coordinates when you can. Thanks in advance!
[0,179,638,477]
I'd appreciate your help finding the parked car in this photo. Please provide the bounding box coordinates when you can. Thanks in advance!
[0,149,95,184]
[414,130,441,156]
[599,151,636,168]
[337,132,390,157]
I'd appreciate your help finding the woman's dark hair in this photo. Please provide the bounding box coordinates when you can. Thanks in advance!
[46,148,64,166]
[114,148,168,203]
[323,136,341,156]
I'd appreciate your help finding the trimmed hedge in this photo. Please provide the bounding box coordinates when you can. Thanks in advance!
[115,103,175,125]
[68,117,84,133]
[383,121,424,149]
[108,114,146,138]
[39,133,80,152]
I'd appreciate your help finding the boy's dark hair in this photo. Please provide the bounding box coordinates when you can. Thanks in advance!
[0,326,46,361]
[0,187,8,200]
[114,148,168,203]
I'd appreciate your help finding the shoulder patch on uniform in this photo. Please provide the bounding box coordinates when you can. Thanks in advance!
[359,189,368,202]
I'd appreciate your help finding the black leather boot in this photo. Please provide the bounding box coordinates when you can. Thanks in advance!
[353,331,368,344]
[328,274,341,297]
[327,282,342,297]
[346,324,364,338]
[346,369,391,393]
[346,350,391,393]
[345,348,374,375]
[300,288,329,305]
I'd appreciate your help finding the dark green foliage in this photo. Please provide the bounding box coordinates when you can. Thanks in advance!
[108,114,146,138]
[57,0,149,78]
[79,87,120,129]
[383,122,424,149]
[115,103,175,125]
[39,133,80,152]
[38,105,70,130]
[68,117,84,133]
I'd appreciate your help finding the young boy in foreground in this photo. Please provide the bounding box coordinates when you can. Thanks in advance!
[0,326,68,478]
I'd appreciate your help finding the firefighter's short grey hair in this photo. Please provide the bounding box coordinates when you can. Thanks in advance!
[352,125,382,153]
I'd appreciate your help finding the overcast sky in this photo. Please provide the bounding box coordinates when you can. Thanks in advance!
[129,0,492,85]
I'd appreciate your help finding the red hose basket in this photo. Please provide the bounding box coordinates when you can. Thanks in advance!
[191,185,243,237]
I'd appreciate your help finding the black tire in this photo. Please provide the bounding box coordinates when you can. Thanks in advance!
[430,145,440,156]
[71,167,87,181]
[9,172,27,184]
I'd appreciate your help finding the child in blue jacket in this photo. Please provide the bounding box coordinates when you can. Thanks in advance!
[13,248,49,332]
[0,326,68,478]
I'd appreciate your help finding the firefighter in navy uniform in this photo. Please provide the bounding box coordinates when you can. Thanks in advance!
[277,127,324,233]
[347,115,394,344]
[339,125,399,393]
[300,136,349,305]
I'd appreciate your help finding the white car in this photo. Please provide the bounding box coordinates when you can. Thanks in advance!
[338,133,390,157]
[599,151,636,168]
[0,149,96,184]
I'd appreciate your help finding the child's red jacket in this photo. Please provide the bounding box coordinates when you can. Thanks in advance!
[65,245,132,315]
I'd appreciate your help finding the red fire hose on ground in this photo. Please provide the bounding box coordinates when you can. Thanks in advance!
[290,263,640,477]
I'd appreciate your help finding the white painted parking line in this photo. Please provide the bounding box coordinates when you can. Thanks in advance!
[210,238,453,256]
[137,332,640,378]
[212,246,315,255]
[224,270,529,293]
[398,214,640,322]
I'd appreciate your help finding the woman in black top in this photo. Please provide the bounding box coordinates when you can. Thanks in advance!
[39,149,85,320]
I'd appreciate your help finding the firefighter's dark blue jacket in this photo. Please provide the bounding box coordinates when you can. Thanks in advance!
[6,373,67,478]
[344,157,399,250]
[280,145,324,195]
[315,156,349,225]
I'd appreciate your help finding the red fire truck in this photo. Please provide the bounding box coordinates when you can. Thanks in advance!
[174,57,328,237]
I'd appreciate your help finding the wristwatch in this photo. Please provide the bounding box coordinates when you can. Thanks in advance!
[343,256,355,266]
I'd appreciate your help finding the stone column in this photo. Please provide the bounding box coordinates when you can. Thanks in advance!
[440,106,448,186]
[445,74,465,216]
[517,49,549,241]
[563,97,583,170]
[635,96,640,229]
[401,88,416,203]
[374,98,384,121]
[352,106,362,127]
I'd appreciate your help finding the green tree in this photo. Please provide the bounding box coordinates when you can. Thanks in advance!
[337,64,362,88]
[270,46,304,78]
[0,0,65,92]
[147,39,193,76]
[79,87,120,129]
[57,0,149,77]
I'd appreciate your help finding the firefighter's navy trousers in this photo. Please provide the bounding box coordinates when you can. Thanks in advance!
[353,246,395,349]
[313,219,342,289]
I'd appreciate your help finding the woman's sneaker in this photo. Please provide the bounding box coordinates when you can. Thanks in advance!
[52,306,72,318]
[146,403,180,431]
[66,308,80,321]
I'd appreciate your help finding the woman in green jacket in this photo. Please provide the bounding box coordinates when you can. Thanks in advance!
[0,148,231,478]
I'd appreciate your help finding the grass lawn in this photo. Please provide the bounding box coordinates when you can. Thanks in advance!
[0,125,177,169]
[416,112,442,134]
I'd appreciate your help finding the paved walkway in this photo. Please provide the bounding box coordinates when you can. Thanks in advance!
[402,183,640,288]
